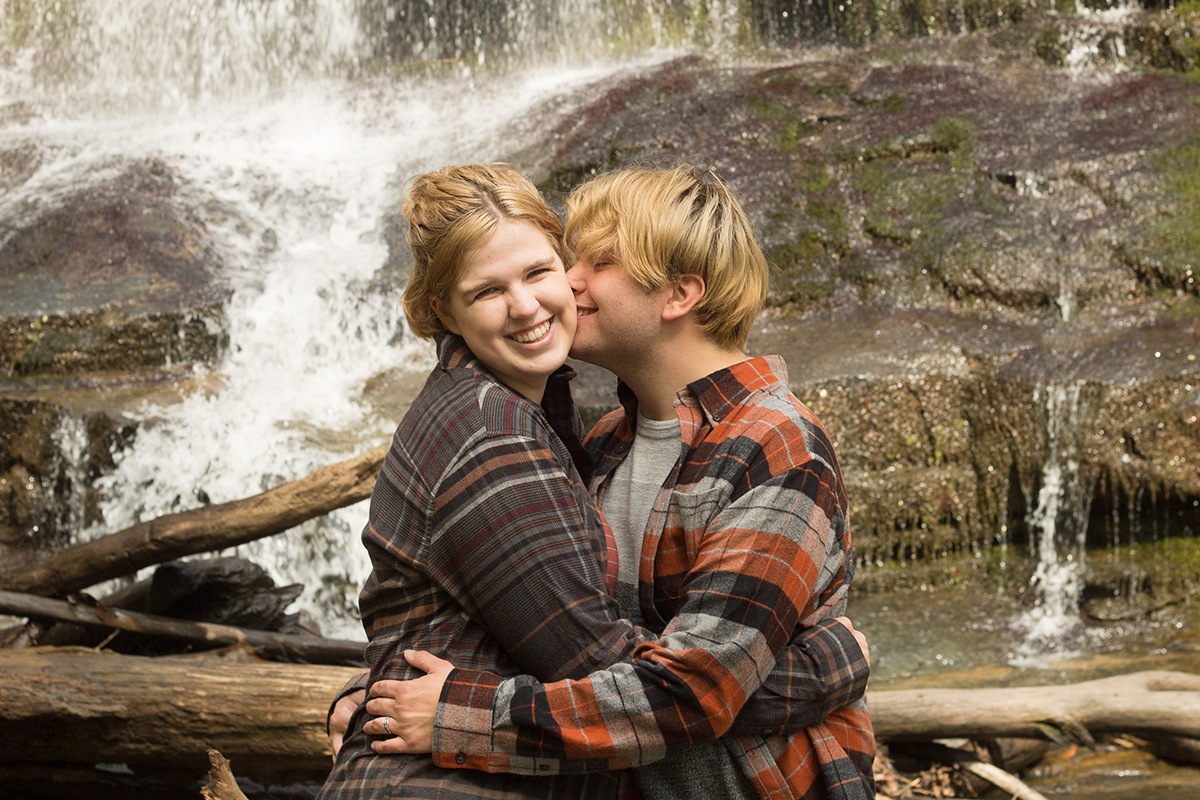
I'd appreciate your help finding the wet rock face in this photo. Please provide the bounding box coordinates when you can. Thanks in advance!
[0,398,134,552]
[0,155,228,552]
[0,155,230,378]
[540,10,1200,590]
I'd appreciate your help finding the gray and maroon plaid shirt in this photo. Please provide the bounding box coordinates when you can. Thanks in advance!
[319,338,869,799]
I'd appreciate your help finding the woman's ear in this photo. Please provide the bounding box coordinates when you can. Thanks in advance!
[430,296,461,334]
[662,274,706,322]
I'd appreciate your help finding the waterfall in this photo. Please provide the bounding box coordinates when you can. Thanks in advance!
[49,412,91,543]
[2,0,681,638]
[1014,381,1096,655]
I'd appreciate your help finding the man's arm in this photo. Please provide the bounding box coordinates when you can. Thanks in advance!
[727,613,869,737]
[376,465,856,773]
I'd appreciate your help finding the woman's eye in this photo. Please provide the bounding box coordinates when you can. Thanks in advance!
[475,287,499,300]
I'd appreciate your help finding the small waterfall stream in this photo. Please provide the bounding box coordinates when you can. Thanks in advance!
[1014,382,1094,655]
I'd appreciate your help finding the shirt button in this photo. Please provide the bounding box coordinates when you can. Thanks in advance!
[455,752,467,764]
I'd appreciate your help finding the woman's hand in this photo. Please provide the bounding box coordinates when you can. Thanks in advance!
[329,688,366,759]
[364,650,454,754]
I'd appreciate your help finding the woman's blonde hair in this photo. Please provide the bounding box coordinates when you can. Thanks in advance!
[401,164,566,338]
[565,165,767,350]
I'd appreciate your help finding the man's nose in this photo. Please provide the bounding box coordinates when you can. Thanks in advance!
[566,264,586,292]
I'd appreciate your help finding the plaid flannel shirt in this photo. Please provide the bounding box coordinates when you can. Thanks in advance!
[429,356,875,799]
[320,340,869,799]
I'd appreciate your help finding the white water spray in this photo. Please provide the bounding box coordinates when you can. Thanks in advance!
[3,1,669,638]
[1014,381,1091,655]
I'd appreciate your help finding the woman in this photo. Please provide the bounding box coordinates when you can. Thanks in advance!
[319,163,645,799]
[319,164,864,799]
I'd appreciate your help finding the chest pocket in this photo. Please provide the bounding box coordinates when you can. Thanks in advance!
[666,486,726,564]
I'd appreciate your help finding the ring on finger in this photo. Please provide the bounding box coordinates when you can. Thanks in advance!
[382,716,392,736]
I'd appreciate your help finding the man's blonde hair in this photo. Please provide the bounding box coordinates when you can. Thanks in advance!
[401,164,566,338]
[565,165,767,350]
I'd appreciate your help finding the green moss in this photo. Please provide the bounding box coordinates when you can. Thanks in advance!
[1086,535,1200,599]
[1035,25,1067,67]
[745,96,816,152]
[1134,136,1200,295]
[929,115,976,156]
[883,92,907,113]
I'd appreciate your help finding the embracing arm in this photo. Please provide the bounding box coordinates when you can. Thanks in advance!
[411,465,859,773]
[341,436,866,756]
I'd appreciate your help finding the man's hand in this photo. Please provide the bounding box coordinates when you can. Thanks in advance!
[330,688,365,760]
[835,616,869,669]
[365,650,454,754]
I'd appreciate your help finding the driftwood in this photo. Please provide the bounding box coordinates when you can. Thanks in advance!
[0,646,361,781]
[0,444,387,598]
[202,750,251,800]
[871,670,1200,743]
[1,647,1197,779]
[0,588,365,664]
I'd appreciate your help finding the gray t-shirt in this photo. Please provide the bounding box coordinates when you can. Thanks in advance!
[602,413,758,800]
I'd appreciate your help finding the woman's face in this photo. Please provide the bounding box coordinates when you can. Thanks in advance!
[434,219,576,403]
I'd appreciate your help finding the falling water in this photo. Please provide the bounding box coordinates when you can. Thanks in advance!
[1014,381,1094,655]
[49,412,90,543]
[2,0,683,637]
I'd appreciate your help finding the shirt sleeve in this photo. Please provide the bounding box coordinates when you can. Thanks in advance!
[726,616,869,737]
[430,465,860,774]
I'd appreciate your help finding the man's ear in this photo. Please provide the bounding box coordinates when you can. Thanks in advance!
[430,296,461,335]
[662,274,706,322]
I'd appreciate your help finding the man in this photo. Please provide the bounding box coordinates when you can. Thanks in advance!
[338,165,874,799]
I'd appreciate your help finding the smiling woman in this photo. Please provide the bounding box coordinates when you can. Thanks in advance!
[432,218,576,403]
[319,163,640,799]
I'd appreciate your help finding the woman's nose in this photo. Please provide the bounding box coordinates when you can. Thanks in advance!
[510,286,539,317]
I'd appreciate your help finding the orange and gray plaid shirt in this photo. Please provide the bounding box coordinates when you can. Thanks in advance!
[430,356,875,799]
[320,339,869,799]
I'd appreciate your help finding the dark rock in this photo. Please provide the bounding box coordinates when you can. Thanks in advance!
[0,155,230,380]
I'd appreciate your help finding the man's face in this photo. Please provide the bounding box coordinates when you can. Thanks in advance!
[567,252,665,375]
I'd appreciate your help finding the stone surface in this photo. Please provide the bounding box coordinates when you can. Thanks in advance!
[519,10,1200,590]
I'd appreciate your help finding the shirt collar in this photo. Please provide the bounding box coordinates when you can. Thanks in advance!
[615,354,789,430]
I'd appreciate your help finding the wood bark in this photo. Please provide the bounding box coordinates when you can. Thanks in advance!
[1,648,1197,781]
[0,589,365,665]
[0,646,361,781]
[0,444,387,598]
[870,670,1200,743]
[202,750,251,800]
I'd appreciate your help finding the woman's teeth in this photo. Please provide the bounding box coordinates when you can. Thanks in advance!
[512,319,551,343]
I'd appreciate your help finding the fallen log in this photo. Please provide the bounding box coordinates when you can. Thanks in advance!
[0,646,361,782]
[0,444,387,597]
[0,588,365,665]
[1,648,1197,782]
[870,670,1200,743]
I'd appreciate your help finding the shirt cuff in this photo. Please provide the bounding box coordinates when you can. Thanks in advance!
[802,617,870,707]
[326,671,369,736]
[431,668,503,770]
